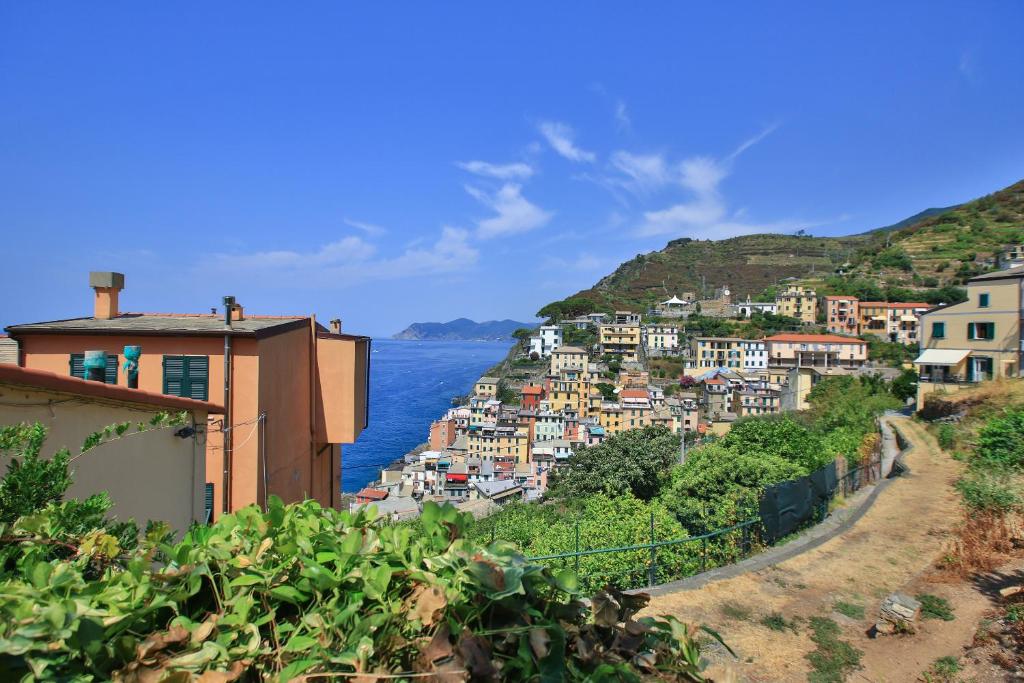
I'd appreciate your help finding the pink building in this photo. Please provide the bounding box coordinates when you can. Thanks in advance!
[823,296,860,336]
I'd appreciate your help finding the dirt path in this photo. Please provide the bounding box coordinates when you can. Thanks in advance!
[641,417,974,682]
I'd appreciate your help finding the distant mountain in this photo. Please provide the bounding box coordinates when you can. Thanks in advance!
[392,318,534,341]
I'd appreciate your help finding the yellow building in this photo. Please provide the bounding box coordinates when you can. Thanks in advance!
[776,285,818,325]
[466,425,530,463]
[474,376,499,397]
[914,266,1024,406]
[693,337,746,369]
[547,368,590,416]
[599,323,641,361]
[598,402,625,434]
[550,346,588,374]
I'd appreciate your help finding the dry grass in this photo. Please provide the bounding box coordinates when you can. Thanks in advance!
[943,511,1022,577]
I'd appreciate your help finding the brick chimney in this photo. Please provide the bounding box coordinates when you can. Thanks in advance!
[89,272,124,320]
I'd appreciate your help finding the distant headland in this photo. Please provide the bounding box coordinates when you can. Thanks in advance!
[392,318,533,341]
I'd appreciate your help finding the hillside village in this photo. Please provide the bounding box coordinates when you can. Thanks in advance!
[358,251,1024,519]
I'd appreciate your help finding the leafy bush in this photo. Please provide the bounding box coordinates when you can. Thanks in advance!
[0,424,718,681]
[549,426,680,501]
[872,247,913,272]
[976,409,1024,468]
[0,423,72,525]
[0,497,714,681]
[955,471,1022,513]
[663,443,805,532]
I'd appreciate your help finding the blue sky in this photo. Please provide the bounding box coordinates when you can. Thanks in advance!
[2,2,1022,336]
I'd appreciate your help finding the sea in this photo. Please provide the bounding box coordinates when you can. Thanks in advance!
[340,338,513,492]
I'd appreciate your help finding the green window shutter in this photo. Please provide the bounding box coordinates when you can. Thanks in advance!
[186,356,209,401]
[932,322,945,339]
[69,353,118,384]
[163,355,186,397]
[70,354,85,379]
[979,293,990,307]
[162,355,209,400]
[104,355,118,384]
[967,323,976,340]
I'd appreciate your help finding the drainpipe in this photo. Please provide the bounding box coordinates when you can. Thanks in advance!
[222,295,235,515]
[309,315,317,501]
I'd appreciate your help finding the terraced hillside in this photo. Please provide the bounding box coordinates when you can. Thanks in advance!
[849,179,1024,283]
[562,234,867,313]
[543,178,1023,315]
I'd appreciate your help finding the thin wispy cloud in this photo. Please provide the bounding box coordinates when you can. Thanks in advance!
[465,183,553,239]
[456,160,535,180]
[343,218,387,236]
[629,124,820,239]
[609,151,670,195]
[538,121,596,163]
[204,228,476,286]
[725,122,780,163]
[614,100,632,132]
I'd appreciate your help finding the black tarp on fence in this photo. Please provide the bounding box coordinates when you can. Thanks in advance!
[759,460,839,543]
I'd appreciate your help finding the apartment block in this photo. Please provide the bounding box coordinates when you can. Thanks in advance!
[824,296,860,336]
[765,333,867,369]
[914,266,1024,405]
[599,323,642,361]
[693,337,746,369]
[776,285,818,325]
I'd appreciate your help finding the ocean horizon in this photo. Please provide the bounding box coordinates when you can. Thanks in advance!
[340,338,512,493]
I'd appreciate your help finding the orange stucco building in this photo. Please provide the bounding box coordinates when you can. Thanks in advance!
[6,272,370,519]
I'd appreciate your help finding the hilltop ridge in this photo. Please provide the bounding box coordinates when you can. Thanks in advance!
[542,179,1024,315]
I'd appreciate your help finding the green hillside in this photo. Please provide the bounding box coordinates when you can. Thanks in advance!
[541,179,1024,316]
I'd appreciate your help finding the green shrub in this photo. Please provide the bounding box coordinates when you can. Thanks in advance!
[976,409,1024,468]
[956,471,1023,513]
[936,423,956,450]
[0,498,713,681]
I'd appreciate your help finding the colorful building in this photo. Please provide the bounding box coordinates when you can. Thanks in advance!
[764,333,867,369]
[0,364,221,532]
[550,345,588,374]
[7,272,370,518]
[914,266,1024,406]
[599,323,642,361]
[693,337,746,369]
[824,295,860,336]
[776,285,818,325]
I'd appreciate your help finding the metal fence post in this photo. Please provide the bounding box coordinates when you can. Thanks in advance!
[574,520,580,576]
[648,511,657,587]
[701,536,707,573]
[741,523,750,556]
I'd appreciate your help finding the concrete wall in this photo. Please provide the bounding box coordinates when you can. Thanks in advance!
[0,383,206,532]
